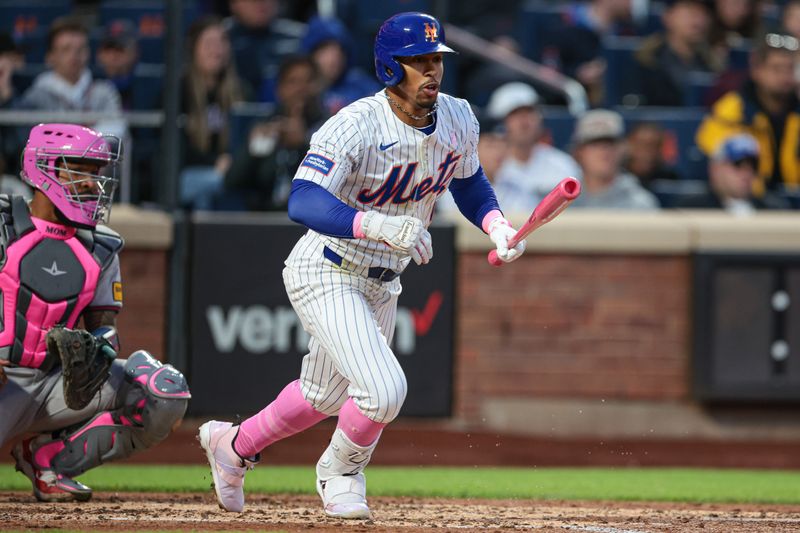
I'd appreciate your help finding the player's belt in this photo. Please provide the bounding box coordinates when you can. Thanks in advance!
[323,246,400,282]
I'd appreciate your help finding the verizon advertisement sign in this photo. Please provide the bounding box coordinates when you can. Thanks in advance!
[187,214,455,417]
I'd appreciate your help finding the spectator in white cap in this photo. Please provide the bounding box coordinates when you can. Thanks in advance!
[570,109,659,210]
[676,133,790,213]
[487,82,580,212]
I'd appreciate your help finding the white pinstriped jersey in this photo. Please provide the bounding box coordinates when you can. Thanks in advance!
[292,89,480,272]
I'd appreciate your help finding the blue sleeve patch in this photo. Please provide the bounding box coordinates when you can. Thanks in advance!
[300,153,336,176]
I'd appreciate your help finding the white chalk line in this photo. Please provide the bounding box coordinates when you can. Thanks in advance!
[561,525,652,533]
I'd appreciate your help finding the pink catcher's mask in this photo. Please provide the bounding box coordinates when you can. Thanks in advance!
[20,123,121,228]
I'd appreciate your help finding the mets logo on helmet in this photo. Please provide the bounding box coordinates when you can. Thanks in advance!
[424,23,438,42]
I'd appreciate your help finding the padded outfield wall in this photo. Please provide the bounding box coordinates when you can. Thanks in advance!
[109,207,800,442]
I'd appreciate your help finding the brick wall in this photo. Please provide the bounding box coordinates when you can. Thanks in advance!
[454,252,691,423]
[114,248,169,360]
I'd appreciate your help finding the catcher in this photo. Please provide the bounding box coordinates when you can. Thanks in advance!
[0,123,190,502]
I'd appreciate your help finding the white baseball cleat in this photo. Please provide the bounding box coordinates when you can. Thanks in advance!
[198,420,258,513]
[316,473,372,519]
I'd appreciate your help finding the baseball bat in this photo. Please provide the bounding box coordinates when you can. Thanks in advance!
[487,176,581,267]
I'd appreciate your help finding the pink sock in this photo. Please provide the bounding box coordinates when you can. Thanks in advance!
[234,380,328,457]
[337,398,386,446]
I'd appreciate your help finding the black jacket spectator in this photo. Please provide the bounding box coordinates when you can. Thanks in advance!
[542,1,640,106]
[224,56,327,211]
[224,0,303,99]
[634,0,719,106]
[635,34,718,106]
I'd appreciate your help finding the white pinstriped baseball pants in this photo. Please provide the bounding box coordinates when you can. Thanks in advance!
[282,232,408,424]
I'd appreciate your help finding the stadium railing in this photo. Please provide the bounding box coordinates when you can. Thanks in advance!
[444,24,589,116]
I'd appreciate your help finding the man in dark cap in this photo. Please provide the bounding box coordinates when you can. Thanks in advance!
[95,19,139,110]
[678,134,790,212]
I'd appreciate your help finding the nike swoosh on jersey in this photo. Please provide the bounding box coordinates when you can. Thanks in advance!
[379,141,398,151]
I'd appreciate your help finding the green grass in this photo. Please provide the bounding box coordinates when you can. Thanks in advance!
[2,464,800,504]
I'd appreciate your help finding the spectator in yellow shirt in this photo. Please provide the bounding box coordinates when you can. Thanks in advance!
[696,32,800,195]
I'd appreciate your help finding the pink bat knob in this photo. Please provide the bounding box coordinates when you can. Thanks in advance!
[487,249,503,266]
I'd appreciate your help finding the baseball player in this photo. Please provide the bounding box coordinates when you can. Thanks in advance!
[0,123,190,502]
[199,12,525,518]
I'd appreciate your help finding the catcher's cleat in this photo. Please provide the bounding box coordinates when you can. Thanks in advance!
[316,473,372,519]
[12,437,93,502]
[198,420,258,513]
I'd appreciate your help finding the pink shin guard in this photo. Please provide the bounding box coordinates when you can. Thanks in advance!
[233,380,327,458]
[33,439,65,468]
[337,398,386,446]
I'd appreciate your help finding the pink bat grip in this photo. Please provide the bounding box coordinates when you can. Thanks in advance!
[488,177,581,266]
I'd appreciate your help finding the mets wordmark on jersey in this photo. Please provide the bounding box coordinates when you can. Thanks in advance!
[293,90,481,271]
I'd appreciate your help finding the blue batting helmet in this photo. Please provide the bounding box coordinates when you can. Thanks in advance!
[374,12,456,87]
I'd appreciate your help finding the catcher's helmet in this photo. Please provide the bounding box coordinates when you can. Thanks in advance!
[21,123,121,228]
[374,12,455,87]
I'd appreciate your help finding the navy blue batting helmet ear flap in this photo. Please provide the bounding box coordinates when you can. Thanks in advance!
[375,50,404,87]
[374,12,456,87]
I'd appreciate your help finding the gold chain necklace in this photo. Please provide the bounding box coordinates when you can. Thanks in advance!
[385,92,437,121]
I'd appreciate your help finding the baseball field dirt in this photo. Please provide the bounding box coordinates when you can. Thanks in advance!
[4,420,800,532]
[2,492,799,532]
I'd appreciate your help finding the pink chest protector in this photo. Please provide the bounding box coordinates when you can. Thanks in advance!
[0,196,120,369]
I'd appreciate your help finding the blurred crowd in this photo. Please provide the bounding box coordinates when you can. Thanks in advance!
[0,0,798,215]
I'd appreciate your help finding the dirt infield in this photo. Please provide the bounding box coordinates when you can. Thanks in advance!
[2,492,799,532]
[4,420,800,532]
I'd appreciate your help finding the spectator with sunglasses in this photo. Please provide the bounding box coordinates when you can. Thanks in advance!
[678,133,790,212]
[696,32,800,197]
